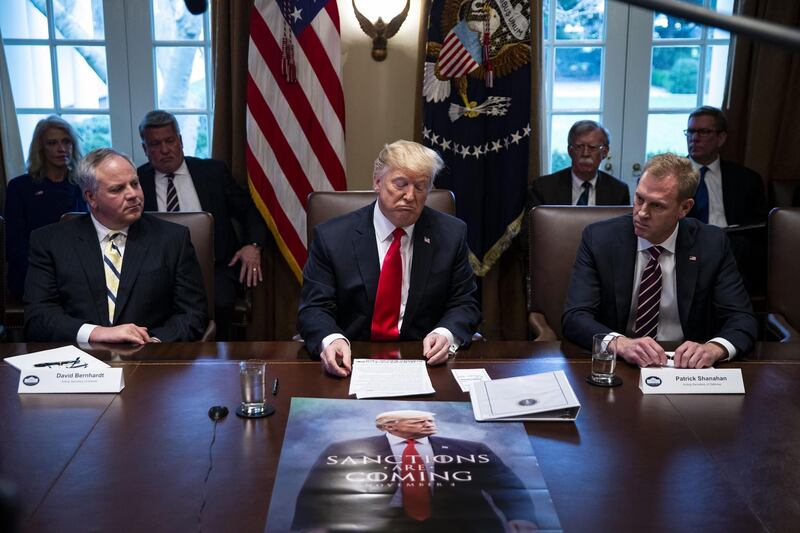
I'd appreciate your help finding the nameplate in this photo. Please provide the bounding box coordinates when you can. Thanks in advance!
[17,368,125,394]
[639,368,744,394]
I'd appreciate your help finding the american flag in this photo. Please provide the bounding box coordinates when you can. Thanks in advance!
[246,0,346,281]
[437,21,481,79]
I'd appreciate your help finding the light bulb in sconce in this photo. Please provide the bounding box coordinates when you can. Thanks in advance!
[352,0,411,61]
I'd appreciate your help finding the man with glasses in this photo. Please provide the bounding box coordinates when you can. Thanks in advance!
[526,120,630,209]
[684,106,766,227]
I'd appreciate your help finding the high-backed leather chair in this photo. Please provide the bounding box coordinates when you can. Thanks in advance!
[306,189,456,245]
[766,208,800,341]
[527,206,630,340]
[62,211,216,341]
[0,216,5,341]
[768,179,799,208]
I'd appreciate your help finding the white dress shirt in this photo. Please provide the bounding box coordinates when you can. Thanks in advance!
[320,203,457,351]
[386,433,434,505]
[616,223,735,359]
[691,158,728,227]
[571,172,598,205]
[76,215,130,343]
[154,160,202,212]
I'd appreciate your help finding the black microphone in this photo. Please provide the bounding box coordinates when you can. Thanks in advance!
[184,0,208,15]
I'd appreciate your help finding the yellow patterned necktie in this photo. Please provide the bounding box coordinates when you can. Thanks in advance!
[103,232,124,323]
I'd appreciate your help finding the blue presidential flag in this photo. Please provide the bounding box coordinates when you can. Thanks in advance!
[422,0,532,276]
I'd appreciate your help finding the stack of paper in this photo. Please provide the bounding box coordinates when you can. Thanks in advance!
[469,370,580,422]
[348,359,435,399]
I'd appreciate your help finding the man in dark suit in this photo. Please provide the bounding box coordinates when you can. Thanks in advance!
[562,154,757,368]
[24,148,207,343]
[298,140,480,377]
[137,110,267,340]
[527,120,629,209]
[291,410,538,532]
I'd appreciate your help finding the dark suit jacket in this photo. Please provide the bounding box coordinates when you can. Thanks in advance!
[562,215,757,354]
[527,167,630,209]
[688,159,767,225]
[292,434,537,532]
[297,203,481,355]
[138,157,267,265]
[24,214,208,342]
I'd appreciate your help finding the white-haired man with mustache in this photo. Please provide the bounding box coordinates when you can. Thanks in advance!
[24,148,208,343]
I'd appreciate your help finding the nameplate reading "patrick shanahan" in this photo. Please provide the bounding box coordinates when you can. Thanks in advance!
[639,368,744,394]
[18,368,125,394]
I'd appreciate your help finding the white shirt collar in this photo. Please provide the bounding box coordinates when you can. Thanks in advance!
[89,213,129,242]
[571,171,598,190]
[690,156,721,175]
[155,159,189,181]
[373,202,416,242]
[637,221,679,254]
[386,433,431,447]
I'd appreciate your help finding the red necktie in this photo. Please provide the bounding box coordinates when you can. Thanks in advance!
[402,439,430,521]
[371,228,405,341]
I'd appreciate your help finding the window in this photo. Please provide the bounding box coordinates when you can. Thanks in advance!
[1,0,213,165]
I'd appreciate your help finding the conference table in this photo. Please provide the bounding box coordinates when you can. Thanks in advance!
[1,341,799,532]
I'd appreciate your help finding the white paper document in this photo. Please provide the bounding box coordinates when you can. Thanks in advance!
[348,359,435,399]
[451,368,491,392]
[4,345,124,394]
[469,370,580,422]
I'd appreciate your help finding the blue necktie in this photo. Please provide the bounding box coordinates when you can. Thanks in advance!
[694,166,709,223]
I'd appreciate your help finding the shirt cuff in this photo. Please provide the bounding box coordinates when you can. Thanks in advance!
[77,324,99,344]
[321,333,349,352]
[431,327,459,354]
[709,337,736,361]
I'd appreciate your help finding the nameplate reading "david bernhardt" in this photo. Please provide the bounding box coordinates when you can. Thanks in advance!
[18,368,125,394]
[639,368,744,394]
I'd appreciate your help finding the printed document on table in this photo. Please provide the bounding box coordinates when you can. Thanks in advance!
[451,368,491,392]
[349,359,435,399]
[470,370,580,422]
[4,345,108,371]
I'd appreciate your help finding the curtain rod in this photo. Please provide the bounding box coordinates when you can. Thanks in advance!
[622,0,800,51]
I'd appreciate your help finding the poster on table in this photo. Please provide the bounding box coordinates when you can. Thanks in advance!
[265,397,562,532]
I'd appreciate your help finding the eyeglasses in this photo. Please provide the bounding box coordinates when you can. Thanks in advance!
[683,128,721,137]
[569,144,605,153]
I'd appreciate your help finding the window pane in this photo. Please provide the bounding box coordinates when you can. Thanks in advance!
[646,114,687,159]
[556,0,604,41]
[711,0,734,38]
[554,47,602,110]
[0,0,48,39]
[53,0,105,40]
[175,115,209,158]
[550,114,600,173]
[653,1,702,40]
[17,114,50,164]
[703,45,727,107]
[649,46,699,108]
[152,0,205,41]
[156,47,207,109]
[543,0,550,40]
[6,45,54,107]
[64,114,111,152]
[57,46,108,109]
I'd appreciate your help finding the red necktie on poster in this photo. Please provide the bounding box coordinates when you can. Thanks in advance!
[402,439,430,521]
[371,228,405,341]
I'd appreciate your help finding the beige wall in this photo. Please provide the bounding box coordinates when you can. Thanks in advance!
[339,1,424,190]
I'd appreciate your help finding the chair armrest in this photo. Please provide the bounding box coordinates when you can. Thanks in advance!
[528,311,558,341]
[765,313,800,342]
[201,320,217,342]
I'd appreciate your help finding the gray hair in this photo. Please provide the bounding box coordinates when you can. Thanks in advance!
[138,110,181,140]
[74,148,136,194]
[567,120,610,147]
[375,410,435,430]
[373,140,444,190]
[642,153,699,201]
[688,105,728,132]
[26,115,83,182]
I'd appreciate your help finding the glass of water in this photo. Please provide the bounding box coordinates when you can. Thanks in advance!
[590,334,620,386]
[239,360,267,417]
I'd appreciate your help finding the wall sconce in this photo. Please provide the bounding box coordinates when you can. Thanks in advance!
[352,0,410,61]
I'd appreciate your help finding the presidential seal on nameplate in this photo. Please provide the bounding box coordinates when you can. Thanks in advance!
[639,368,745,395]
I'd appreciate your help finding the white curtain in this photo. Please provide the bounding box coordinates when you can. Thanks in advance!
[0,28,24,184]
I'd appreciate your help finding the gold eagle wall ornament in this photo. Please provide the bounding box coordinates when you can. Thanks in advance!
[352,0,411,61]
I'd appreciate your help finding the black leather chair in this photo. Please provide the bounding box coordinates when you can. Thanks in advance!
[765,208,800,341]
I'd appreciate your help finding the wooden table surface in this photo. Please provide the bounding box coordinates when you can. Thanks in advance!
[1,341,798,532]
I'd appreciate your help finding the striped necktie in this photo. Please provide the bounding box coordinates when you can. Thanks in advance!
[634,246,664,339]
[166,173,180,212]
[103,232,124,323]
[576,181,591,205]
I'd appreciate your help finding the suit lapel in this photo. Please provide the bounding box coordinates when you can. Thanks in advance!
[557,170,573,204]
[719,160,735,221]
[595,173,609,204]
[75,217,111,325]
[353,205,380,314]
[403,209,434,334]
[186,157,213,209]
[612,218,638,330]
[140,165,158,211]
[674,220,698,331]
[112,217,152,323]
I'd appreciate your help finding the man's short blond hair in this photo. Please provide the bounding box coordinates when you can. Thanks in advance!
[375,410,435,430]
[641,153,699,200]
[373,140,443,190]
